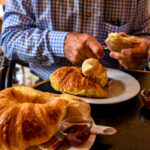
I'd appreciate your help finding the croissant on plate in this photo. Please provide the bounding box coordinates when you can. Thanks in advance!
[0,86,91,150]
[81,58,108,88]
[50,65,108,98]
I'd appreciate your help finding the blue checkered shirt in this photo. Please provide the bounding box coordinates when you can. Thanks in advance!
[1,0,150,80]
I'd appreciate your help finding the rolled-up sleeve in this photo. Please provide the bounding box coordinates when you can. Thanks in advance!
[0,0,68,66]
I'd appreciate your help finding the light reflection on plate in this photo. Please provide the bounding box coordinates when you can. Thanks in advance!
[67,134,96,150]
[75,68,140,104]
[27,134,95,150]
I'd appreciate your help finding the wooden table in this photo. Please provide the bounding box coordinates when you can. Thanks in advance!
[33,71,150,150]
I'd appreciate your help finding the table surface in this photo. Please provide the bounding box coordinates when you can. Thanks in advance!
[33,71,150,150]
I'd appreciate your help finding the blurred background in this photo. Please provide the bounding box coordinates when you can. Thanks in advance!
[0,0,39,87]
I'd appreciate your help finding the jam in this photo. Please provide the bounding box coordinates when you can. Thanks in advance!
[63,124,90,146]
[141,89,150,109]
[108,78,112,81]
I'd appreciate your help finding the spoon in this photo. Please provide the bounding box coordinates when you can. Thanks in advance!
[57,116,117,146]
[39,116,117,149]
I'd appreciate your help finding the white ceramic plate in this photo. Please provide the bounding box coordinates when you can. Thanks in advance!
[58,117,96,150]
[64,134,96,150]
[75,68,140,104]
[27,134,96,150]
[28,133,96,150]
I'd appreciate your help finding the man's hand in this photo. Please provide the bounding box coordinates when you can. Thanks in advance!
[64,33,105,64]
[110,34,149,69]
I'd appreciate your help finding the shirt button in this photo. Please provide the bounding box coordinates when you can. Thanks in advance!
[86,12,91,17]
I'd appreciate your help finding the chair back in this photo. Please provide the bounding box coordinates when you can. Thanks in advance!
[0,55,15,90]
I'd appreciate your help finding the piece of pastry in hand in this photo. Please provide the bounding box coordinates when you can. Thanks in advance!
[105,32,139,52]
[50,59,108,98]
[0,86,91,150]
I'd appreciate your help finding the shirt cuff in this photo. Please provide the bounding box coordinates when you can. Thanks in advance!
[49,31,69,57]
[135,58,149,70]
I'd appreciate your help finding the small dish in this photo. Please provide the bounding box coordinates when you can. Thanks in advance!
[141,89,150,109]
[59,116,93,146]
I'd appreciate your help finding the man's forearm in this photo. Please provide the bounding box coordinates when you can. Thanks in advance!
[1,26,68,66]
[0,0,69,66]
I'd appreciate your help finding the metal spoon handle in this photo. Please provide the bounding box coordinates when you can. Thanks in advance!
[105,41,141,51]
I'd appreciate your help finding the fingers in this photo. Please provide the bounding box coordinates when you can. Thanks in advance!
[118,60,133,69]
[121,41,148,59]
[110,51,129,68]
[85,48,97,58]
[109,34,149,68]
[110,51,133,68]
[69,46,88,64]
[121,48,141,59]
[66,44,96,64]
[118,32,128,37]
[110,51,140,68]
[110,51,128,61]
[87,37,105,59]
[118,59,144,69]
[74,47,96,64]
[64,33,105,64]
[110,49,145,68]
[110,44,148,61]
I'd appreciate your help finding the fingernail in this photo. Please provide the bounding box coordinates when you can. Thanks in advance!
[110,53,114,58]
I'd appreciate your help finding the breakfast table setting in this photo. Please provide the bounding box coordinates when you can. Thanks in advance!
[33,67,150,150]
[0,29,150,150]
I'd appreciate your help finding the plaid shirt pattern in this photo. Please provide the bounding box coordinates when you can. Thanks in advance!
[1,0,150,80]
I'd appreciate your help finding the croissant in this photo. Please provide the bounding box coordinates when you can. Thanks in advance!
[105,32,138,52]
[0,86,91,150]
[50,66,108,98]
[82,58,108,88]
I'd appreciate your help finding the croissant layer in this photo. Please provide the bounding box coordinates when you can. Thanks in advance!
[50,67,108,98]
[0,86,91,150]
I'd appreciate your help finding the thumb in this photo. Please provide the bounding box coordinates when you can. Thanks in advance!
[118,32,128,37]
[87,38,105,59]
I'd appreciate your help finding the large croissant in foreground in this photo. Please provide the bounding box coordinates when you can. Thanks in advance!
[50,65,108,98]
[0,86,90,150]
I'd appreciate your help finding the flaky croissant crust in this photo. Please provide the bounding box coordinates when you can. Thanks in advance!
[105,33,138,52]
[50,67,108,98]
[0,86,91,150]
